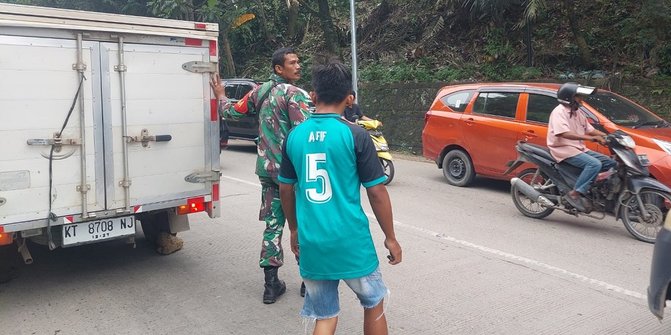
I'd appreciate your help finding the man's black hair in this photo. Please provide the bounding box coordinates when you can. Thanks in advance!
[311,60,352,105]
[272,47,296,74]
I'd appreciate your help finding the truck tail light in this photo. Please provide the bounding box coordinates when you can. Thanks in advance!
[176,197,205,215]
[0,232,13,246]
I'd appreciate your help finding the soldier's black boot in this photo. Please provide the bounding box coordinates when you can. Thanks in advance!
[263,266,286,304]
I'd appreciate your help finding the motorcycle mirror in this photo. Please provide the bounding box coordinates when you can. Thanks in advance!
[576,85,597,96]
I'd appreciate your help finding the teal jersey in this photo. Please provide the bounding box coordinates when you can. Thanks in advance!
[278,113,387,280]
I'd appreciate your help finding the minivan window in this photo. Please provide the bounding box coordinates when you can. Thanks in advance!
[527,94,557,124]
[472,92,519,118]
[439,90,473,112]
[584,92,662,128]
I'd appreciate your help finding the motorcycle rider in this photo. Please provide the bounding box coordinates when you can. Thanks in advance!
[547,82,616,211]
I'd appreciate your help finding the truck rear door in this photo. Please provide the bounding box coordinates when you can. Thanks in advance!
[100,42,214,210]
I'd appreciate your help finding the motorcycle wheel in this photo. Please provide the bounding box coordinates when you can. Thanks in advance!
[620,189,671,243]
[380,158,394,185]
[511,168,556,219]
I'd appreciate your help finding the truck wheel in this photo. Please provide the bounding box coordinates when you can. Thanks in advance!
[140,212,170,242]
[139,212,183,255]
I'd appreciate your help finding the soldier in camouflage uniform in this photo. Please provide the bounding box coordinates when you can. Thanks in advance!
[211,47,312,304]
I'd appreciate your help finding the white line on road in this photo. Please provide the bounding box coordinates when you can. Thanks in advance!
[371,214,647,301]
[222,174,646,301]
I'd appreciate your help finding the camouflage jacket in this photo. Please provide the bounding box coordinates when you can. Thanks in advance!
[220,73,312,180]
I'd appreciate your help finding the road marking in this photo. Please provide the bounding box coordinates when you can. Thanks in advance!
[221,174,646,301]
[366,213,646,301]
[222,175,261,188]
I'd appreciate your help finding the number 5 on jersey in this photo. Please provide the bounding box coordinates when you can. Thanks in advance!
[306,153,332,203]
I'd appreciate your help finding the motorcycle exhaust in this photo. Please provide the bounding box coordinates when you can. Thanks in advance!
[511,178,556,207]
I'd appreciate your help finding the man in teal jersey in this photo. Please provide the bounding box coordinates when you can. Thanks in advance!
[278,59,402,335]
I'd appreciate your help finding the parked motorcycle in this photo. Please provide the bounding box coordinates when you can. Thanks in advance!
[505,130,671,243]
[357,119,394,185]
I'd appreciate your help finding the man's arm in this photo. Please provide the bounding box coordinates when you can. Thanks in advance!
[366,184,402,265]
[279,183,299,257]
[558,130,606,145]
[210,73,255,120]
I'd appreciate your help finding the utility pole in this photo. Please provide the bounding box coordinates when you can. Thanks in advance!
[349,0,359,100]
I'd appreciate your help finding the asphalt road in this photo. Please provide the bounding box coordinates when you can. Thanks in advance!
[1,139,670,334]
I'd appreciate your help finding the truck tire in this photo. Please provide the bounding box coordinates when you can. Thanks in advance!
[140,211,170,242]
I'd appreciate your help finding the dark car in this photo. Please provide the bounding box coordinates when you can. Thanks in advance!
[221,78,260,142]
[649,215,671,319]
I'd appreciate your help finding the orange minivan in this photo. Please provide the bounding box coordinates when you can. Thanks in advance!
[422,83,671,187]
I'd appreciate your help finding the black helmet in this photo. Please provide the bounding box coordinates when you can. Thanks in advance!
[557,82,579,106]
[557,82,597,106]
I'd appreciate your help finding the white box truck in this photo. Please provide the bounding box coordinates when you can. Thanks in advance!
[0,3,221,264]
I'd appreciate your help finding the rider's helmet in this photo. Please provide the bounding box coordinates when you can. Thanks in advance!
[557,82,597,110]
[557,82,579,106]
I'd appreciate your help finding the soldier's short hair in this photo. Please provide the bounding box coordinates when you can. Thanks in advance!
[272,47,296,74]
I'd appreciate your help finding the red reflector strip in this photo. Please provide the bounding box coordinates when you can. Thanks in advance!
[212,183,220,201]
[195,23,207,30]
[0,226,4,233]
[184,38,202,46]
[211,99,219,121]
[209,40,217,57]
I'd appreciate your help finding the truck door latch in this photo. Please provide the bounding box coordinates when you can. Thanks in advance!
[126,129,172,147]
[27,133,81,159]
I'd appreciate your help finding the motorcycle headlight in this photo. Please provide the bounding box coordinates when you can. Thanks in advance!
[616,135,636,149]
[378,143,389,151]
[653,139,671,155]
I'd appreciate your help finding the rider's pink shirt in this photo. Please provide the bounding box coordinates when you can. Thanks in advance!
[546,104,594,162]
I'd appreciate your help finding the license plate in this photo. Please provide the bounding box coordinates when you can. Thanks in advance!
[62,215,136,246]
[638,154,650,166]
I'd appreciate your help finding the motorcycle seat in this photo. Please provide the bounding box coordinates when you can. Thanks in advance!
[520,142,556,163]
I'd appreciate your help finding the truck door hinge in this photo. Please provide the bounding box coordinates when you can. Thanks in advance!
[76,184,91,193]
[182,61,217,73]
[184,171,221,183]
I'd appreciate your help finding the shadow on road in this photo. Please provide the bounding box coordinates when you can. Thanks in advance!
[0,237,160,286]
[222,140,256,154]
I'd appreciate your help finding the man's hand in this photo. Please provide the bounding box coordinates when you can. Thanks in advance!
[290,230,299,257]
[209,73,226,100]
[591,135,607,145]
[384,238,402,265]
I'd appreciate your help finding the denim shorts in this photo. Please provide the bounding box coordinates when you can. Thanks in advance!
[301,267,389,320]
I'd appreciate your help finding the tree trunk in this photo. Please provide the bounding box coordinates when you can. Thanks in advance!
[315,0,339,56]
[221,32,236,77]
[562,0,591,67]
[287,0,300,42]
[253,0,274,45]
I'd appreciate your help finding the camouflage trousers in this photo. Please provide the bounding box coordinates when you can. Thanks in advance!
[258,177,286,268]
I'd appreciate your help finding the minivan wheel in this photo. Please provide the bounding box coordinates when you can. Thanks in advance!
[442,150,475,187]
